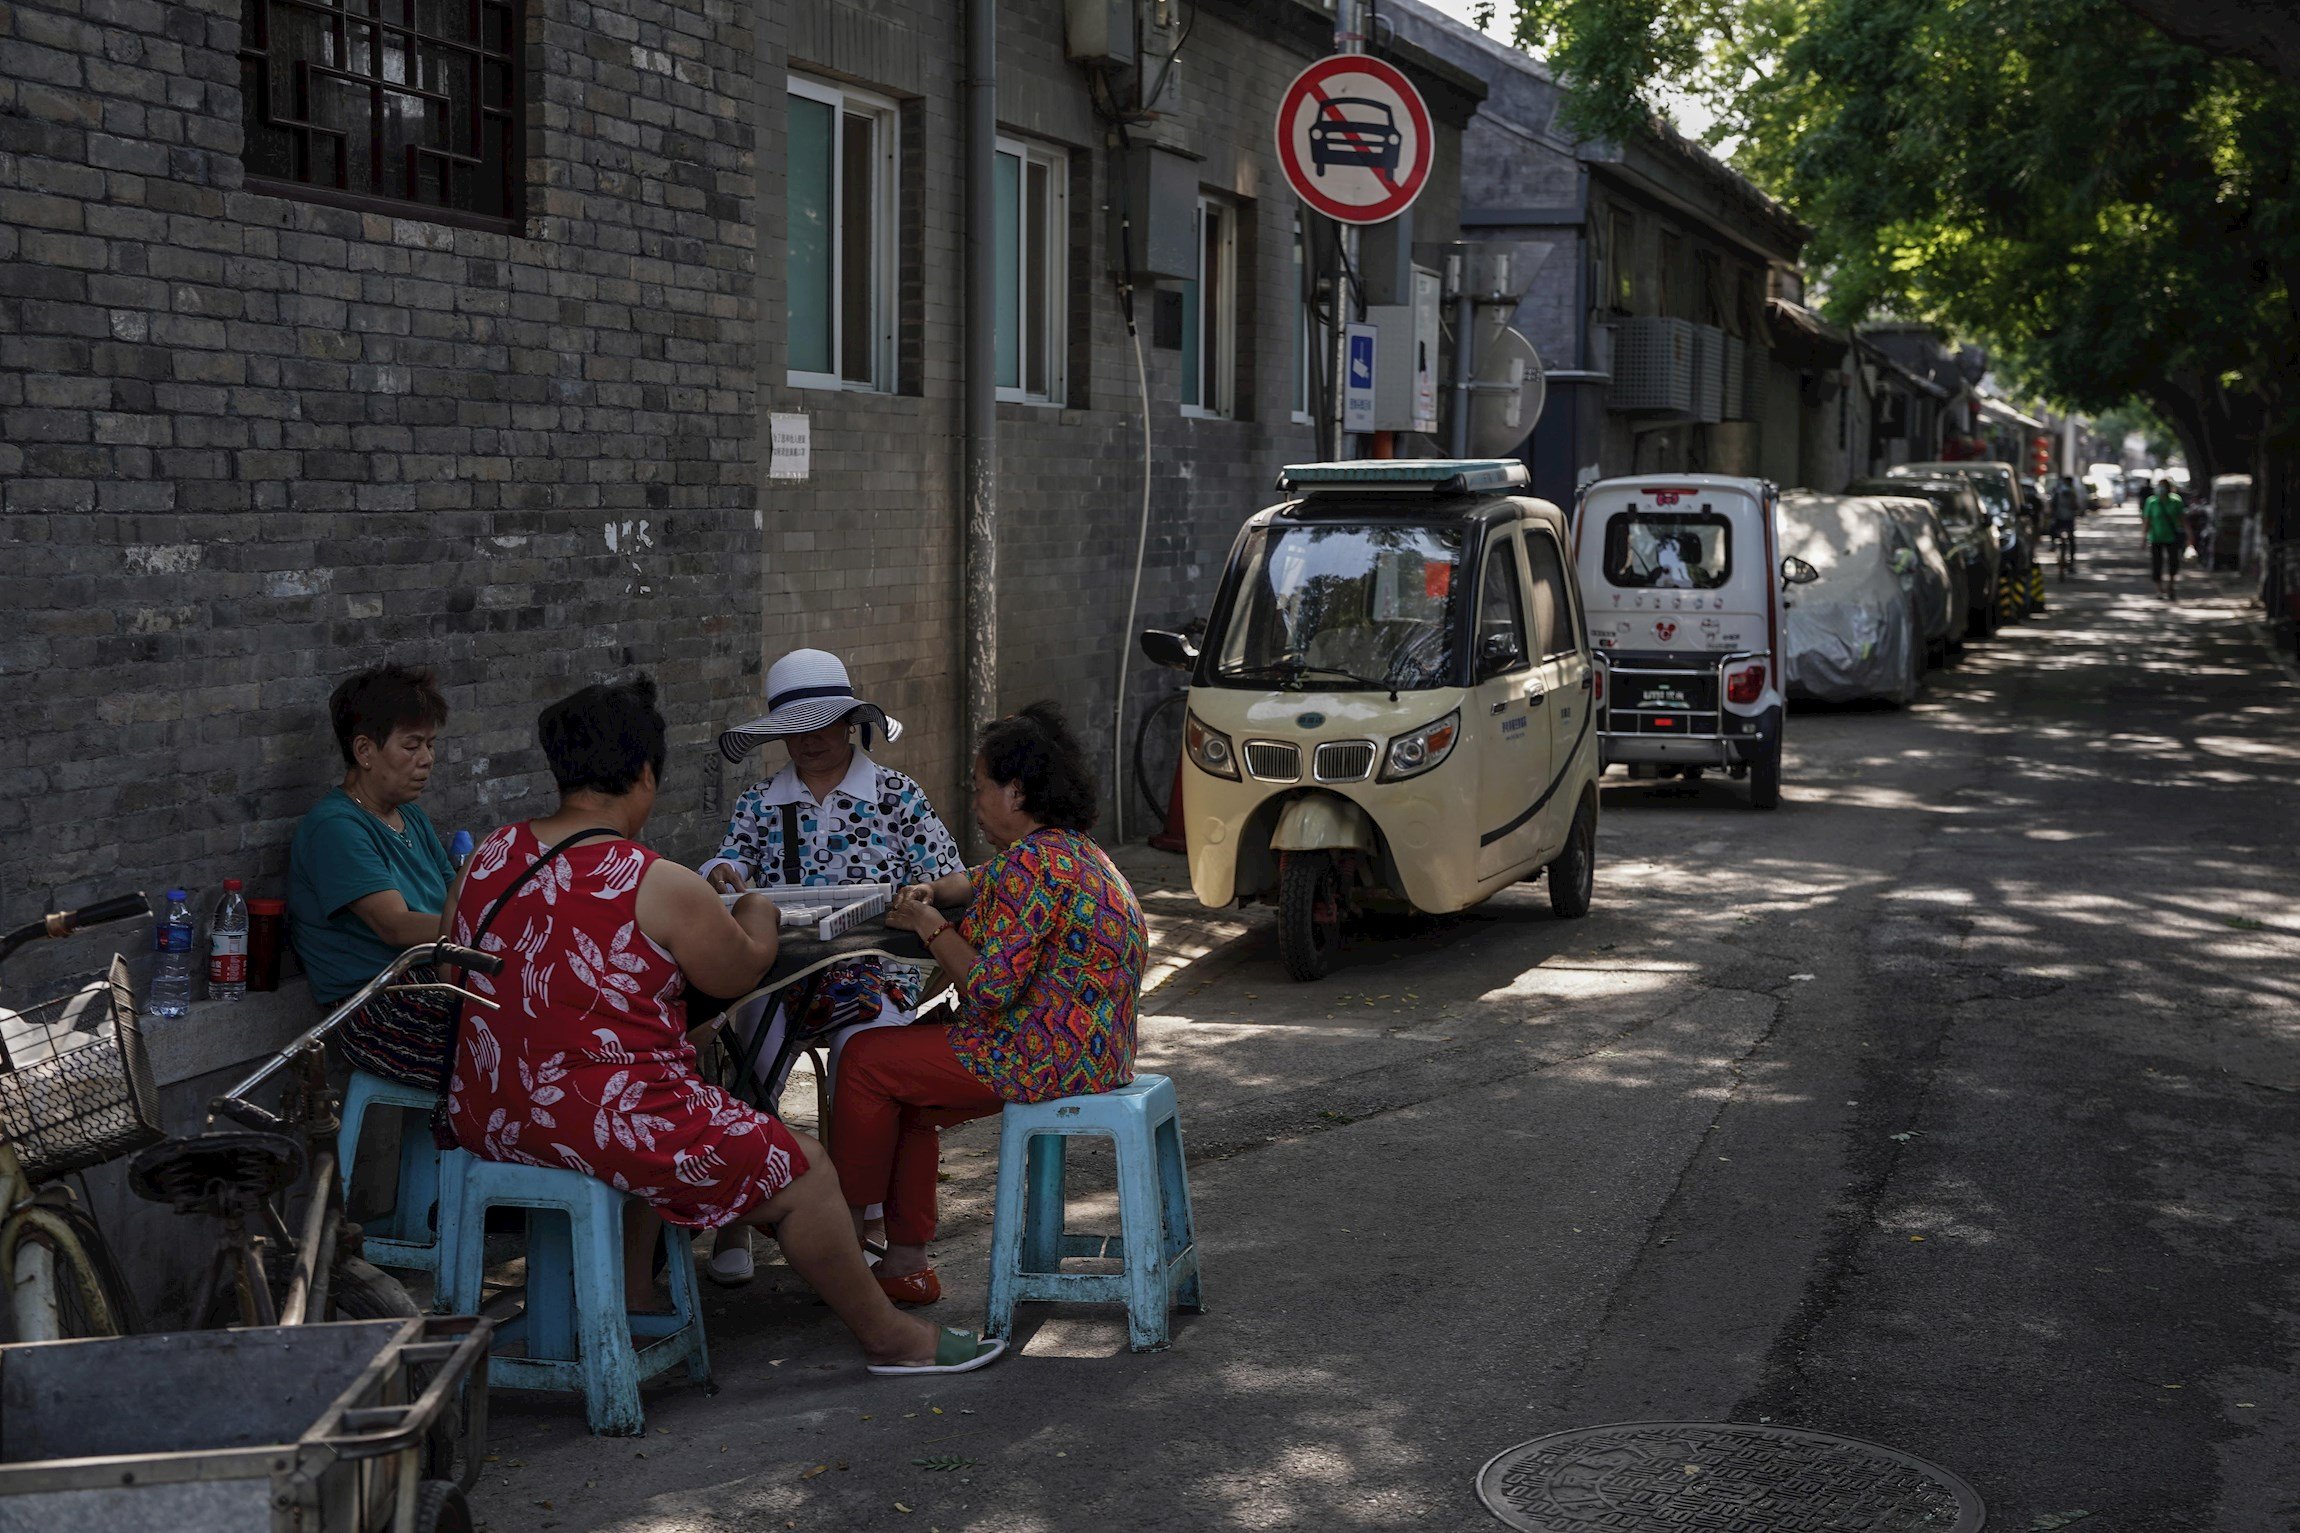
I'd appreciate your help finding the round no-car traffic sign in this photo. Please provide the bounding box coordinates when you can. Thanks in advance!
[1274,54,1433,226]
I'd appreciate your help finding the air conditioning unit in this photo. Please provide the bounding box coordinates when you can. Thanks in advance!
[1690,324,1726,424]
[1720,335,1747,420]
[1610,317,1694,415]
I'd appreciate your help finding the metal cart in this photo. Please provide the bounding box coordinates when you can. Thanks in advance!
[0,1314,491,1533]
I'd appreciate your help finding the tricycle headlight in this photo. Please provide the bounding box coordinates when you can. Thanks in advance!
[1380,710,1459,781]
[1185,711,1238,780]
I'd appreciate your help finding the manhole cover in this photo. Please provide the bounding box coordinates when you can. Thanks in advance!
[1476,1421,1984,1532]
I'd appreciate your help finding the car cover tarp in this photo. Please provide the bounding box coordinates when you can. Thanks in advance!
[1778,493,1920,703]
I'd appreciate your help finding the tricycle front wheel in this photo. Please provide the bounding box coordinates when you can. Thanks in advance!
[416,1479,475,1533]
[1547,795,1597,919]
[1277,852,1344,982]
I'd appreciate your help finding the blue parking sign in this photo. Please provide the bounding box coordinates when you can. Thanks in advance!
[1344,323,1377,432]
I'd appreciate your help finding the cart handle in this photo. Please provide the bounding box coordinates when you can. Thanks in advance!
[210,941,503,1126]
[318,1315,496,1465]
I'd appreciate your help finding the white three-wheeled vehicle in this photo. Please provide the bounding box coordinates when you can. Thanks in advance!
[1572,474,1817,809]
[1142,460,1602,980]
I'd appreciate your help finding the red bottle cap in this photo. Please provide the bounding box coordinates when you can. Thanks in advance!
[224,879,244,891]
[247,898,287,915]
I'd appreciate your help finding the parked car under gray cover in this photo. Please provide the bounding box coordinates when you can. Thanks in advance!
[1778,493,1924,704]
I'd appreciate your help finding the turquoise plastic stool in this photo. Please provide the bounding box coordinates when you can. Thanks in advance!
[984,1073,1204,1352]
[336,1070,448,1275]
[436,1156,711,1436]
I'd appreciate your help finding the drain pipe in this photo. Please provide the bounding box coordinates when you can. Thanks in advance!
[962,0,998,846]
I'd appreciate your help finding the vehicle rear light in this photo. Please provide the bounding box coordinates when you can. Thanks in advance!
[1726,664,1766,705]
[1593,667,1606,702]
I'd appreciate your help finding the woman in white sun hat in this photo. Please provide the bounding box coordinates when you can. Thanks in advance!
[698,649,964,1287]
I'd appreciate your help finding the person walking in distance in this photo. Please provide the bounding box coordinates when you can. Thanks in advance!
[2143,478,2186,600]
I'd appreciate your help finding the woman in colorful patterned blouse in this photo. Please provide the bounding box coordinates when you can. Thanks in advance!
[835,702,1148,1306]
[700,648,965,1285]
[445,676,1003,1376]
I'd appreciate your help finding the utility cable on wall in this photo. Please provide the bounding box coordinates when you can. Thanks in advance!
[1106,113,1154,844]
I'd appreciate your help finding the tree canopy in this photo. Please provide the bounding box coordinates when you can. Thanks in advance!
[1485,0,2300,490]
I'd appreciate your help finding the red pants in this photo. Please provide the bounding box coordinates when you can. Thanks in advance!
[828,1024,1004,1246]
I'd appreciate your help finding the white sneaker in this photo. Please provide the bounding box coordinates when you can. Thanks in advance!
[706,1244,755,1286]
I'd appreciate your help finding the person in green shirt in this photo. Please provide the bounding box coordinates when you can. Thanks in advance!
[2143,480,2187,600]
[288,664,458,1085]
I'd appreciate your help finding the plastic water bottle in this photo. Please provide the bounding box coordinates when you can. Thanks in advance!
[207,880,248,1002]
[449,830,475,869]
[149,890,195,1019]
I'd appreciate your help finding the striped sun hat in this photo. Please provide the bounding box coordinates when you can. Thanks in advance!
[717,649,902,762]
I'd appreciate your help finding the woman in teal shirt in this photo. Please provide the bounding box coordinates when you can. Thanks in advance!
[288,664,457,1085]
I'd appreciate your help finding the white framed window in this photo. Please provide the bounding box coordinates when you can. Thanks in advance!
[994,136,1068,405]
[786,75,898,391]
[1179,194,1236,418]
[1291,216,1321,425]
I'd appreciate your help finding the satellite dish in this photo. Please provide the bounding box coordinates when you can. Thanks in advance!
[1439,315,1546,458]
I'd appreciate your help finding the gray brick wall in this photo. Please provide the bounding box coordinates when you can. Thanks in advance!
[0,0,761,985]
[0,0,1481,984]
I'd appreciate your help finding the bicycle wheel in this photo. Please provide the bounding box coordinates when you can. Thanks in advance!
[1133,690,1188,824]
[331,1255,421,1320]
[7,1198,142,1340]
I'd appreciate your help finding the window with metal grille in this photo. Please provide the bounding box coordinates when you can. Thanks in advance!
[238,0,524,229]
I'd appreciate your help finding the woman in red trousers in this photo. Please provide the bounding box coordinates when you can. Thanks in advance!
[838,703,1149,1305]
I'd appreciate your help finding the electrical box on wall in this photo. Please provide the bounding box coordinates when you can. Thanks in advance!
[1135,1,1183,116]
[1064,0,1137,66]
[1110,143,1197,281]
[1368,266,1442,434]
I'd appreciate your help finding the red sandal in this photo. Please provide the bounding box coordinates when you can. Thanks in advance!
[873,1264,942,1307]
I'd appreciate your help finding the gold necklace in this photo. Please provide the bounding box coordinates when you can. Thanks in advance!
[345,785,408,837]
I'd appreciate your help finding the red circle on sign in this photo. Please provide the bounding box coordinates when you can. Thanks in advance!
[1274,55,1433,226]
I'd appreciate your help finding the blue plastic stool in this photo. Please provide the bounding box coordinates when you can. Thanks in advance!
[436,1156,711,1436]
[984,1073,1204,1352]
[336,1070,448,1276]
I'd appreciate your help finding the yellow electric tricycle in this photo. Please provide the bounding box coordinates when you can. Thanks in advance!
[1141,460,1601,980]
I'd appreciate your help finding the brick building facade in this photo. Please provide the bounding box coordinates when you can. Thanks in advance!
[756,0,1479,829]
[1393,3,1829,505]
[2,0,764,987]
[1,0,1486,990]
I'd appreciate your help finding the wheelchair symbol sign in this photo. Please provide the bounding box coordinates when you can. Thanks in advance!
[1343,323,1377,431]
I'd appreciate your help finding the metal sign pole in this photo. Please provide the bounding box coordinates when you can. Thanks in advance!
[1327,0,1363,461]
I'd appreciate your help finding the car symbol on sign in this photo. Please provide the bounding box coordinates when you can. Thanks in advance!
[1309,98,1402,176]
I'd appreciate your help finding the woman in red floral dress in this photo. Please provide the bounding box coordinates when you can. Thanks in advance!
[443,677,1002,1376]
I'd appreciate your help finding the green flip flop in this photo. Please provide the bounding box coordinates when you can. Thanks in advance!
[866,1327,1008,1376]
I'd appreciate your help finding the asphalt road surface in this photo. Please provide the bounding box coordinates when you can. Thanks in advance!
[476,506,2298,1532]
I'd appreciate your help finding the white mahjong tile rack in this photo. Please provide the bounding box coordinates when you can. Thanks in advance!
[720,882,894,941]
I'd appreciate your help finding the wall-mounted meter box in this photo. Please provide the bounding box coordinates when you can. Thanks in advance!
[1111,143,1197,282]
[1065,0,1136,66]
[1135,2,1183,116]
[1368,266,1442,434]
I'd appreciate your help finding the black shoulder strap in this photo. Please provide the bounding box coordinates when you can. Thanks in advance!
[470,826,621,947]
[429,825,622,1118]
[779,802,802,885]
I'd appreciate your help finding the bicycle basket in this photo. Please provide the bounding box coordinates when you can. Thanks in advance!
[0,956,163,1180]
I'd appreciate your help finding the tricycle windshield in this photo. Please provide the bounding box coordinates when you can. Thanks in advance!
[1602,511,1733,590]
[1213,521,1463,690]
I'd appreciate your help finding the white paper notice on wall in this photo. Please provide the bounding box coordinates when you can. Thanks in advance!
[769,413,810,480]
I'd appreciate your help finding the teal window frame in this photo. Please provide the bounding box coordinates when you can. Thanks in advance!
[1180,194,1235,418]
[786,75,897,391]
[993,136,1069,405]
